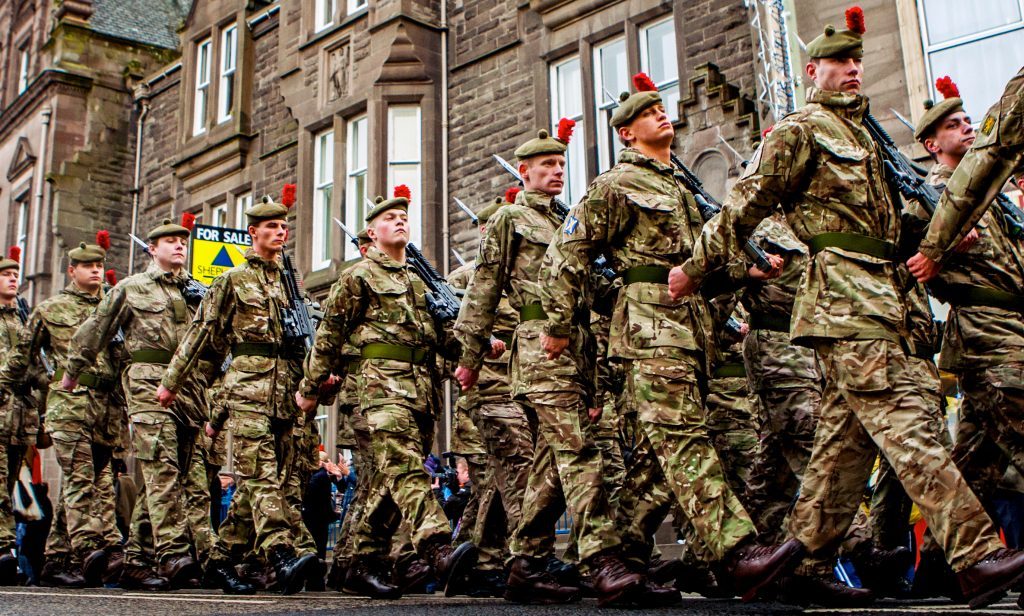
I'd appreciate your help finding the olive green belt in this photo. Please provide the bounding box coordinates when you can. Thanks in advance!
[231,342,303,359]
[807,233,897,261]
[748,313,791,333]
[941,283,1024,313]
[622,265,670,285]
[712,363,746,378]
[360,343,429,365]
[53,368,115,392]
[131,349,174,364]
[519,304,590,326]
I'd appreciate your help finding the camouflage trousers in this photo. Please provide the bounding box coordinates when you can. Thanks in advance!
[593,397,626,513]
[744,383,822,543]
[124,417,214,566]
[451,403,487,552]
[352,404,450,558]
[791,339,1002,574]
[282,422,318,557]
[618,356,756,566]
[464,399,533,571]
[0,444,21,552]
[331,407,370,573]
[510,391,618,565]
[705,373,760,505]
[209,412,302,562]
[46,434,119,566]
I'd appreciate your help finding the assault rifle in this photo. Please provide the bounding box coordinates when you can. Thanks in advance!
[280,252,321,353]
[15,297,54,377]
[129,233,209,303]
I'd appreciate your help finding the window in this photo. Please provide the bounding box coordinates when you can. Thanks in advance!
[550,57,586,206]
[211,203,227,228]
[193,39,212,136]
[344,116,368,261]
[15,196,28,283]
[218,27,237,124]
[593,38,628,172]
[640,18,681,123]
[234,192,252,229]
[315,0,337,31]
[387,105,422,248]
[313,129,335,269]
[347,0,368,15]
[17,46,29,94]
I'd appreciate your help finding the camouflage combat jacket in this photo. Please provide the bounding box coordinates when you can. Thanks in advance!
[0,304,45,445]
[299,246,451,417]
[162,250,302,424]
[541,148,715,371]
[0,283,116,432]
[67,263,219,428]
[683,88,909,347]
[920,65,1024,262]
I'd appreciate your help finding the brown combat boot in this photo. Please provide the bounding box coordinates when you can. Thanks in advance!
[393,554,434,594]
[103,547,125,585]
[158,555,202,589]
[957,548,1024,609]
[589,552,646,607]
[778,573,876,607]
[39,560,86,588]
[504,556,581,605]
[118,562,170,591]
[425,541,478,597]
[723,537,804,601]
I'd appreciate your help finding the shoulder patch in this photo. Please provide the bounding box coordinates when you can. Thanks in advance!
[981,114,996,136]
[564,215,580,235]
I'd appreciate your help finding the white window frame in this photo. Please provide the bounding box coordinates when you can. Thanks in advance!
[387,105,422,248]
[550,56,586,206]
[916,0,1024,122]
[234,192,252,229]
[210,203,228,228]
[313,129,335,270]
[315,0,337,31]
[15,196,28,284]
[347,0,368,15]
[217,26,237,124]
[640,17,681,122]
[193,39,212,136]
[17,47,29,94]
[593,37,628,173]
[344,115,368,261]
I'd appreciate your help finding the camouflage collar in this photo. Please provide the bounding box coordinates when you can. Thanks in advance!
[244,248,281,271]
[517,189,554,213]
[930,162,955,183]
[806,87,869,119]
[146,262,187,285]
[618,147,674,175]
[366,245,407,271]
[0,303,15,314]
[63,282,101,303]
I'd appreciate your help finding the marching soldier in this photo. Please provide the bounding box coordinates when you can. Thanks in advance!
[454,125,646,606]
[158,193,317,595]
[0,232,121,587]
[295,187,481,600]
[539,72,799,604]
[678,8,1024,608]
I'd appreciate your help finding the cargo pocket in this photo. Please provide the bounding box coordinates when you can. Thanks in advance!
[831,340,891,393]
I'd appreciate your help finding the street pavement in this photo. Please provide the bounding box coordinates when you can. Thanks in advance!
[0,588,1019,616]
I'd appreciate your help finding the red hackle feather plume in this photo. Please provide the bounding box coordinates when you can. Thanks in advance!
[8,246,20,263]
[181,211,196,231]
[394,184,411,200]
[504,187,520,203]
[761,125,775,139]
[96,230,111,251]
[633,72,658,92]
[105,269,117,286]
[281,183,297,208]
[845,6,865,34]
[557,118,576,144]
[936,76,960,99]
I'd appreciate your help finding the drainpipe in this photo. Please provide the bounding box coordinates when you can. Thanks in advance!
[29,106,51,302]
[440,0,452,451]
[129,86,151,274]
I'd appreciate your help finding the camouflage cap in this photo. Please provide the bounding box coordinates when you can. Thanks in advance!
[0,246,20,272]
[357,227,372,245]
[147,218,191,241]
[915,76,964,141]
[806,6,865,60]
[365,195,409,223]
[246,194,289,224]
[477,198,504,225]
[69,230,109,263]
[610,73,663,128]
[514,129,568,160]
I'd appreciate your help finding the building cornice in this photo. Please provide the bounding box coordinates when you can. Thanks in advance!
[0,69,93,144]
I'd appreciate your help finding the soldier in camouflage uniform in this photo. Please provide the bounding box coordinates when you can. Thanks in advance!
[0,233,119,588]
[64,216,217,591]
[295,189,480,600]
[680,13,1024,608]
[454,127,645,607]
[540,74,801,604]
[0,247,44,585]
[158,194,318,596]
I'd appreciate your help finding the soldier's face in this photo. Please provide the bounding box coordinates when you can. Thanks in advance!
[249,219,289,254]
[369,209,409,249]
[69,261,103,292]
[925,111,975,161]
[520,154,566,197]
[151,235,188,270]
[807,57,863,94]
[621,104,675,148]
[0,269,18,301]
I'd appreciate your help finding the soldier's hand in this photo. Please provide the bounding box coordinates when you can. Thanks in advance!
[542,334,570,360]
[294,392,319,414]
[487,337,506,359]
[588,407,602,423]
[205,422,219,439]
[157,385,176,408]
[954,228,980,253]
[907,251,942,283]
[668,266,698,299]
[454,366,479,391]
[60,372,77,391]
[748,253,785,280]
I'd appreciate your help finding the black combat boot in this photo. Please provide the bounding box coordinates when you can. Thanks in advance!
[778,572,876,607]
[267,546,317,595]
[118,562,170,591]
[82,548,109,587]
[39,560,86,588]
[204,561,256,595]
[425,540,478,597]
[343,556,402,599]
[0,553,18,586]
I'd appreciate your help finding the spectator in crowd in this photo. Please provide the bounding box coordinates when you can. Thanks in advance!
[303,451,348,559]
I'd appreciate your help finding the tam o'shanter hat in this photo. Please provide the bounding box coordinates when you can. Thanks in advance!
[806,6,866,60]
[609,73,663,128]
[365,185,411,223]
[915,76,965,141]
[68,230,110,263]
[514,118,574,159]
